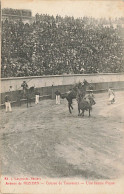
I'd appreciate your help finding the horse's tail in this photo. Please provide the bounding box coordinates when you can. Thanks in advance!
[29,86,35,92]
[61,93,66,99]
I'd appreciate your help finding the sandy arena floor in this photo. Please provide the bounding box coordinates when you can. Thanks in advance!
[0,91,124,179]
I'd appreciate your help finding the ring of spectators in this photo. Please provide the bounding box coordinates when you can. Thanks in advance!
[1,14,124,77]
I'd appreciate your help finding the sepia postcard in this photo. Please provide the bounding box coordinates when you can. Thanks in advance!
[0,0,124,193]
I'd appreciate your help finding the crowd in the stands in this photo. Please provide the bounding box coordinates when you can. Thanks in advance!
[1,12,124,77]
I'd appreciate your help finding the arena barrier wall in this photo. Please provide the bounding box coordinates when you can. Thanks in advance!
[0,73,124,105]
[1,73,124,93]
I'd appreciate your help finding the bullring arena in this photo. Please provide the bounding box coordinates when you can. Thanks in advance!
[1,85,124,179]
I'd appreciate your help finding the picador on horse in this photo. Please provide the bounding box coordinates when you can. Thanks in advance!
[61,79,96,116]
[75,80,96,116]
[17,81,35,108]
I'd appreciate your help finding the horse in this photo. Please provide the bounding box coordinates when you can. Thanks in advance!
[17,86,35,108]
[61,88,77,113]
[25,86,35,108]
[61,79,89,113]
[77,95,95,117]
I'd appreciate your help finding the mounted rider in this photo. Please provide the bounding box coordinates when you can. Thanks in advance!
[21,81,28,95]
[76,79,88,101]
[76,80,96,109]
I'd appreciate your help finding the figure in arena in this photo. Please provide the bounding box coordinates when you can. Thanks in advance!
[5,95,12,112]
[55,90,61,104]
[108,88,115,104]
[85,90,96,105]
[35,90,40,104]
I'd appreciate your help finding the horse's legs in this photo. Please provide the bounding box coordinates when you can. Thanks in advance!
[27,98,28,108]
[70,104,73,110]
[89,109,90,117]
[68,103,72,113]
[78,103,80,116]
[19,100,21,107]
[17,99,21,106]
[29,99,32,107]
[80,109,84,117]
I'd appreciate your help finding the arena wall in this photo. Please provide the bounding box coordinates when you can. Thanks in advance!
[0,73,124,105]
[1,73,124,93]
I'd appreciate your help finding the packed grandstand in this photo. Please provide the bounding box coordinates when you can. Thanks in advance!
[1,9,124,77]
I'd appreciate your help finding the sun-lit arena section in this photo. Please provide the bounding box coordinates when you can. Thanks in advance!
[1,5,124,181]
